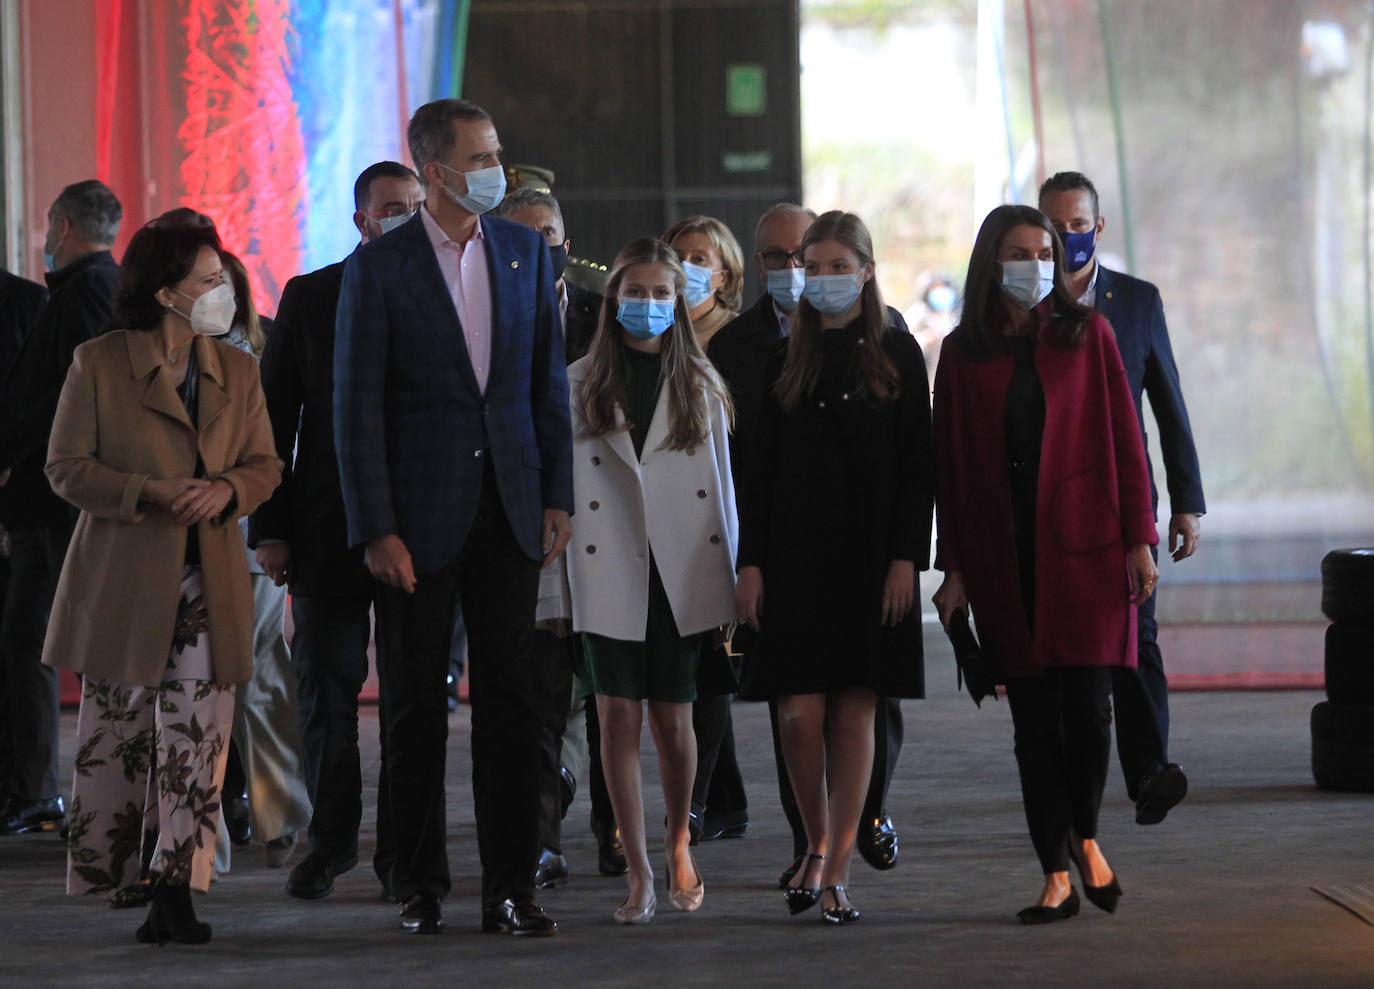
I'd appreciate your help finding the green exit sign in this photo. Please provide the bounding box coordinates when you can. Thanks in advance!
[726,64,766,116]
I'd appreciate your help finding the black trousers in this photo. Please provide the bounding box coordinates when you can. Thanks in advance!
[1113,545,1169,795]
[690,694,748,827]
[1005,668,1113,874]
[584,697,616,838]
[0,525,68,802]
[531,627,574,854]
[373,466,542,907]
[770,694,903,859]
[290,591,394,876]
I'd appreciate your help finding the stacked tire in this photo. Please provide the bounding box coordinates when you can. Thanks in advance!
[1313,549,1374,792]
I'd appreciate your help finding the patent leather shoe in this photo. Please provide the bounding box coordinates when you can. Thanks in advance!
[534,847,569,889]
[398,893,443,934]
[784,852,824,915]
[482,898,558,936]
[819,885,860,925]
[559,767,576,820]
[1135,763,1188,825]
[596,825,628,877]
[1017,887,1080,924]
[223,792,251,847]
[856,814,899,871]
[0,795,66,835]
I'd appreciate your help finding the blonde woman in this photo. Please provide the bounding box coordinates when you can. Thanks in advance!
[566,238,736,925]
[662,215,743,349]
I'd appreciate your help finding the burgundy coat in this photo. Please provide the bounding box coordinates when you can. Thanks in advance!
[933,310,1157,679]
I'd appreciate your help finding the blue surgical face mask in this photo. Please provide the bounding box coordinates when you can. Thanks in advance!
[803,273,864,315]
[682,261,716,308]
[926,284,957,313]
[437,162,506,215]
[617,298,675,339]
[1061,230,1096,272]
[43,251,56,272]
[766,267,806,311]
[1000,259,1056,309]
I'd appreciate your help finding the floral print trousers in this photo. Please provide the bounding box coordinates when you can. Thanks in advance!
[66,568,235,895]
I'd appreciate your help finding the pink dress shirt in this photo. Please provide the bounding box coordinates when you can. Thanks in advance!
[421,205,493,393]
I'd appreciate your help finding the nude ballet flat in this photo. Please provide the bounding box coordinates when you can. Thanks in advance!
[666,851,705,912]
[613,891,656,925]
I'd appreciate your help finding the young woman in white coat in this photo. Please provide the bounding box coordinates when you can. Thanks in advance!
[566,238,737,925]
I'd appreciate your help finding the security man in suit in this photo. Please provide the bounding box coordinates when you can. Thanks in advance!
[334,98,573,937]
[0,180,121,835]
[1039,171,1205,826]
[251,161,423,900]
[707,202,911,881]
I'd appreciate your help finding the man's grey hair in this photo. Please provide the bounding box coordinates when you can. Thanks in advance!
[493,187,563,228]
[407,98,492,177]
[52,180,122,245]
[754,202,816,249]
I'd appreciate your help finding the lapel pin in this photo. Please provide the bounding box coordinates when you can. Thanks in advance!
[511,260,519,269]
[1105,291,1113,299]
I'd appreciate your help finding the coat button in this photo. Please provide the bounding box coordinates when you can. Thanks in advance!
[709,534,721,545]
[818,400,827,409]
[589,500,600,510]
[473,449,483,457]
[591,455,601,466]
[696,489,707,499]
[841,393,849,401]
[586,544,596,554]
[511,260,519,269]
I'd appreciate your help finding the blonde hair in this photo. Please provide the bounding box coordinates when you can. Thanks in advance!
[661,215,744,312]
[220,250,265,356]
[774,210,898,412]
[579,238,733,451]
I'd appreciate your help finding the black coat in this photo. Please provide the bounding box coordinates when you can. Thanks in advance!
[707,293,787,499]
[1096,267,1205,515]
[0,268,48,385]
[737,319,934,699]
[0,251,119,529]
[248,259,371,599]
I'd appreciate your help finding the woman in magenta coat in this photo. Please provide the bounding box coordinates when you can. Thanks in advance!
[932,204,1158,924]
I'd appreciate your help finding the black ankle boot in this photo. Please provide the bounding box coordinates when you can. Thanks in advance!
[136,879,212,945]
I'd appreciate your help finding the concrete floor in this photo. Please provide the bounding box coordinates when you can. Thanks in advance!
[2,639,1372,988]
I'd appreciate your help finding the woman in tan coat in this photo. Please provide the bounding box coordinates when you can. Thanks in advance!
[43,213,281,944]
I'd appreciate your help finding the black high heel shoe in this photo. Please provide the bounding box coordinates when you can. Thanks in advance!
[819,885,860,925]
[1017,887,1080,925]
[135,878,212,945]
[783,852,825,915]
[1067,842,1123,914]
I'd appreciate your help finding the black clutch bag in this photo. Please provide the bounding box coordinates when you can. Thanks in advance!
[945,608,998,708]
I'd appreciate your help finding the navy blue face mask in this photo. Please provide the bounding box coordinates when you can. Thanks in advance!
[547,244,568,281]
[1062,230,1096,273]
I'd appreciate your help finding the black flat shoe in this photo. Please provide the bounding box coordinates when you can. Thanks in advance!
[1135,763,1188,825]
[286,851,356,900]
[136,879,212,945]
[1067,843,1122,914]
[596,826,628,877]
[856,814,899,871]
[399,893,443,934]
[482,897,558,937]
[819,885,860,925]
[784,852,824,915]
[1017,888,1080,925]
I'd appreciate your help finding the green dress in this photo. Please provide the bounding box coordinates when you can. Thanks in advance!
[580,346,703,702]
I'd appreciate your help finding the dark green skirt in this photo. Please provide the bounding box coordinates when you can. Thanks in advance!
[580,557,702,703]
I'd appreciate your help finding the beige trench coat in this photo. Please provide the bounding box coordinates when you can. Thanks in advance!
[42,330,282,686]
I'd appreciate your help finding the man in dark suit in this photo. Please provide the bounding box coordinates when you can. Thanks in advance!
[334,98,573,937]
[0,268,47,384]
[707,202,909,880]
[250,161,423,900]
[1040,171,1205,825]
[0,180,121,835]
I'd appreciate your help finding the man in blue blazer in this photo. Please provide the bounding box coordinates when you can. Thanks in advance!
[1041,171,1205,826]
[334,99,573,936]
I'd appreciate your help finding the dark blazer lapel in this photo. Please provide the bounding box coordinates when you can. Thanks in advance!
[395,214,483,398]
[1095,266,1121,335]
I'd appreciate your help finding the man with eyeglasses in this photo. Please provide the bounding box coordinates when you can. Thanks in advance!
[706,202,911,886]
[249,161,422,902]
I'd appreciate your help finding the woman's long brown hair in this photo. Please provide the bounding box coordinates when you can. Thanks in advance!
[578,238,732,450]
[773,210,898,412]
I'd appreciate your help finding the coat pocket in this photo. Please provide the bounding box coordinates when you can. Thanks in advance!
[1049,469,1119,555]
